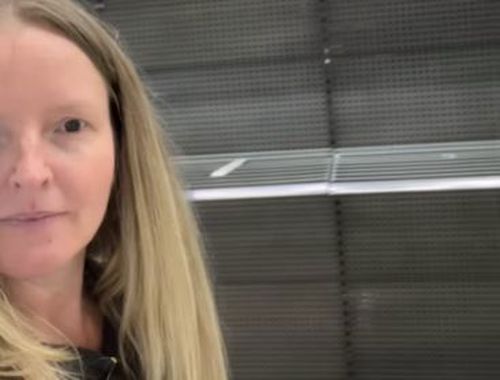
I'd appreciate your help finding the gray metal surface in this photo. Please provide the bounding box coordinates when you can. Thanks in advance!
[217,283,342,380]
[328,0,500,146]
[80,2,500,380]
[329,0,500,55]
[91,0,329,155]
[332,140,500,195]
[196,198,343,379]
[336,143,500,181]
[176,149,332,188]
[331,48,500,146]
[97,0,322,69]
[174,141,500,199]
[338,191,500,379]
[197,198,337,284]
[145,60,329,155]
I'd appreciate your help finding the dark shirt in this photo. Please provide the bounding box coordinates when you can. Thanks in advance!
[61,318,129,380]
[59,259,139,379]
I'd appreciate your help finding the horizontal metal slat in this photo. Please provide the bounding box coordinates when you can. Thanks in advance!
[175,141,500,199]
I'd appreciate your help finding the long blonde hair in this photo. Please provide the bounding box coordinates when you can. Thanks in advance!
[0,1,229,379]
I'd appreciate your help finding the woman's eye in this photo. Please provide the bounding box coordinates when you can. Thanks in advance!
[58,118,87,133]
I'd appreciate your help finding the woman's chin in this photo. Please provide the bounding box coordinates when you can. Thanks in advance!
[0,248,85,281]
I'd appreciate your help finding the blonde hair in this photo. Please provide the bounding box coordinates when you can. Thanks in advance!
[0,1,229,379]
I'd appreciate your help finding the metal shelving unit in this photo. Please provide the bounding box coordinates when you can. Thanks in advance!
[87,0,500,379]
[175,140,500,200]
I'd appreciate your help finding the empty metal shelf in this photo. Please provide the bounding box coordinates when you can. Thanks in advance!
[174,140,500,201]
[331,140,500,195]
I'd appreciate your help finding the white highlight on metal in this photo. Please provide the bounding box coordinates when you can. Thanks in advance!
[188,183,329,201]
[329,176,500,195]
[441,153,457,159]
[185,177,500,201]
[210,158,247,178]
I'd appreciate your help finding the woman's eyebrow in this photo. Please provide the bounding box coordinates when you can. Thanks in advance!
[46,101,98,114]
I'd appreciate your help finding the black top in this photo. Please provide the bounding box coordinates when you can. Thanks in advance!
[60,259,136,379]
[60,318,130,380]
[52,257,144,379]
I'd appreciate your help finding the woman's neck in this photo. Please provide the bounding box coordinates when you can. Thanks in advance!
[3,253,103,350]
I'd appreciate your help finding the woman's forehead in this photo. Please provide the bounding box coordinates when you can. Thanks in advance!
[0,23,108,118]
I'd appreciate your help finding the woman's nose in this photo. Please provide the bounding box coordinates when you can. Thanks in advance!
[7,140,53,190]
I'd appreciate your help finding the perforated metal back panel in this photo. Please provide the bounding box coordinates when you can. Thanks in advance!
[196,198,343,379]
[145,62,328,154]
[98,0,321,67]
[79,1,500,379]
[338,191,500,379]
[328,0,500,146]
[93,0,329,155]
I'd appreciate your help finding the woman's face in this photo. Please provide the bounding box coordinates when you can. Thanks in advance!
[0,23,115,280]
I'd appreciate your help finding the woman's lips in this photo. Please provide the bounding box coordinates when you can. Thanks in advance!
[0,212,65,226]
